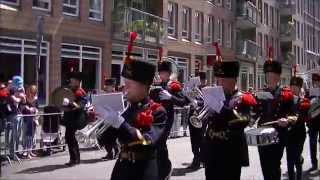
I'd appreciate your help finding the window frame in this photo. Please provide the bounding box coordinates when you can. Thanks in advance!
[207,15,214,43]
[168,2,178,37]
[61,43,102,90]
[32,0,52,12]
[0,0,19,6]
[194,11,204,43]
[89,0,104,21]
[181,6,191,40]
[63,0,79,17]
[0,36,49,106]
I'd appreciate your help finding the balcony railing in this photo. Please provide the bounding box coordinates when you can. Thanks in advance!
[236,39,259,60]
[280,23,296,42]
[112,7,168,46]
[279,1,296,15]
[236,1,258,29]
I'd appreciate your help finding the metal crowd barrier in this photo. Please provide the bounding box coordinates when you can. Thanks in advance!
[0,111,66,167]
[170,106,190,138]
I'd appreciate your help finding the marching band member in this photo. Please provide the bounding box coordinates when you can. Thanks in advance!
[62,72,88,166]
[99,78,120,160]
[255,47,296,180]
[150,58,189,180]
[286,65,310,180]
[95,32,168,180]
[307,73,320,172]
[203,43,256,180]
[187,71,206,170]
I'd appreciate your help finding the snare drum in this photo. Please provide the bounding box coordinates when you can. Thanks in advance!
[245,127,279,146]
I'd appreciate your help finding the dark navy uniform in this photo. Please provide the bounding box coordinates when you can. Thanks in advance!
[203,61,253,180]
[63,73,88,166]
[255,60,296,180]
[188,73,206,169]
[307,73,320,171]
[110,98,167,180]
[286,76,308,180]
[150,60,189,180]
[105,57,168,180]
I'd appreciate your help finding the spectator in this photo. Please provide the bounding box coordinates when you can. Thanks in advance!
[21,85,38,159]
[0,75,9,133]
[5,75,25,159]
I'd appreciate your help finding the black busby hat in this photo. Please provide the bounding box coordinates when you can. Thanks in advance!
[157,61,172,73]
[290,77,303,87]
[105,78,116,86]
[263,61,282,74]
[196,71,206,80]
[214,61,240,78]
[122,60,156,85]
[69,72,85,82]
[312,73,320,81]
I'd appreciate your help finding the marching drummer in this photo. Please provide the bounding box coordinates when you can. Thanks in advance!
[286,66,310,180]
[150,59,189,180]
[254,47,297,180]
[307,73,320,172]
[63,72,88,166]
[99,78,120,160]
[202,43,256,180]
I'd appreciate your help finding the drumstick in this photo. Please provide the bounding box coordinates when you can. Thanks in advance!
[261,120,279,126]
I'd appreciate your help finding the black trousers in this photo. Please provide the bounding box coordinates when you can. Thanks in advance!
[286,135,305,180]
[65,126,80,163]
[111,158,158,180]
[157,144,172,180]
[258,143,285,180]
[205,162,241,180]
[188,121,202,160]
[308,126,320,167]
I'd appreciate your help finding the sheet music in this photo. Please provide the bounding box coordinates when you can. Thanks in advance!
[184,76,201,90]
[201,86,225,113]
[92,93,125,113]
[255,91,274,100]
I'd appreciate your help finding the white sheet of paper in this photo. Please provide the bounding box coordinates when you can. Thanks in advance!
[309,88,320,97]
[202,86,226,102]
[92,93,124,113]
[255,91,274,100]
[184,77,201,90]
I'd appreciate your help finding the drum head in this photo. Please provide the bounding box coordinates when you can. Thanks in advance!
[50,87,75,108]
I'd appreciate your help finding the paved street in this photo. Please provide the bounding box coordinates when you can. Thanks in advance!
[1,137,320,180]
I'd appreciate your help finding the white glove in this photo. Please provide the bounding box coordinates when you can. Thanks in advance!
[277,118,289,127]
[190,100,198,108]
[159,90,172,100]
[95,105,124,129]
[62,98,70,106]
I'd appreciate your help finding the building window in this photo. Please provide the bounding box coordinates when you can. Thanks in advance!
[89,0,103,21]
[63,0,79,16]
[61,43,101,91]
[264,3,268,26]
[264,34,268,56]
[0,0,19,6]
[0,37,49,105]
[32,0,51,11]
[194,11,204,43]
[207,16,214,43]
[226,23,232,48]
[168,2,178,37]
[225,0,231,10]
[182,6,191,39]
[258,32,262,56]
[270,6,274,28]
[217,18,223,45]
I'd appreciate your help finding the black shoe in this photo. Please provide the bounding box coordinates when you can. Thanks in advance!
[187,158,201,170]
[65,161,78,167]
[307,165,318,172]
[102,153,113,160]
